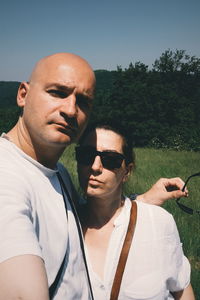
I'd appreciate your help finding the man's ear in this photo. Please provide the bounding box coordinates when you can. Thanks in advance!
[123,163,134,183]
[17,82,29,107]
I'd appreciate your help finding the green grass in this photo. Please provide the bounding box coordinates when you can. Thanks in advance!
[60,146,200,299]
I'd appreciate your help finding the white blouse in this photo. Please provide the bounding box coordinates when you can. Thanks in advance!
[86,198,190,300]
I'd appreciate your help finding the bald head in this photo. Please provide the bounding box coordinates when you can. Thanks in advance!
[29,53,95,92]
[27,53,94,102]
[12,52,96,163]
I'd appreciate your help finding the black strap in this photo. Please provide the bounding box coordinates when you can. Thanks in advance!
[49,174,68,299]
[49,172,94,300]
[49,252,67,298]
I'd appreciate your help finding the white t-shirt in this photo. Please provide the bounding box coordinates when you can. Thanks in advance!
[86,198,190,300]
[0,135,92,299]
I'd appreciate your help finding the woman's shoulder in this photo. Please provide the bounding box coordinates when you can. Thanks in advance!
[135,199,172,217]
[132,199,176,235]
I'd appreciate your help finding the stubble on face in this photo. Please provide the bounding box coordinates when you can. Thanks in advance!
[23,53,96,147]
[7,53,96,167]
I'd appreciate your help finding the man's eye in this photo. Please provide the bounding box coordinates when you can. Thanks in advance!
[48,89,67,98]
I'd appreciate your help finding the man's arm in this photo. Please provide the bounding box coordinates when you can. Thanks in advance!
[136,177,188,206]
[0,255,49,300]
[171,284,195,300]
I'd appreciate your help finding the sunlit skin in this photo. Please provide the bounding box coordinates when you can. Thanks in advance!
[7,53,96,168]
[78,129,133,221]
[77,128,133,279]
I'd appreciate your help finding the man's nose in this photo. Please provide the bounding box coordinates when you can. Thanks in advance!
[61,94,77,118]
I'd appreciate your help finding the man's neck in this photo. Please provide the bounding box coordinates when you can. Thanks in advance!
[7,119,64,169]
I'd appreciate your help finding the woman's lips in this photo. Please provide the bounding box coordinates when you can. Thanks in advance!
[88,178,103,185]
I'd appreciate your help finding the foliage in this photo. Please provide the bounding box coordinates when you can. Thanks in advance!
[0,107,21,133]
[153,49,200,73]
[0,81,21,133]
[90,50,200,151]
[0,49,200,151]
[0,81,20,107]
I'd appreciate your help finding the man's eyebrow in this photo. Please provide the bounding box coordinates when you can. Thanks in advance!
[46,83,74,92]
[46,83,93,97]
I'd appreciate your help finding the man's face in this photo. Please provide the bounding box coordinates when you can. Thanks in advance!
[18,57,95,149]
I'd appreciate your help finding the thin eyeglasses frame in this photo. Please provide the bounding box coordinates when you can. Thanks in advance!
[176,172,200,215]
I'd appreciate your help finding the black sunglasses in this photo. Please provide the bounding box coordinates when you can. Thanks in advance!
[75,146,125,170]
[176,172,200,215]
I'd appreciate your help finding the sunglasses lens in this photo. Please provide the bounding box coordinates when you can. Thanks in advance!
[101,153,124,169]
[75,147,95,165]
[75,147,124,170]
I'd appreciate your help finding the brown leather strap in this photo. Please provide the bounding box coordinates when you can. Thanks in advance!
[110,201,137,300]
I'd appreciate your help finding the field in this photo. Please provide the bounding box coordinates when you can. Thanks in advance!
[60,146,200,299]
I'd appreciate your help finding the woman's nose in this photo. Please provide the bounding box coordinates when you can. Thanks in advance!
[91,155,103,173]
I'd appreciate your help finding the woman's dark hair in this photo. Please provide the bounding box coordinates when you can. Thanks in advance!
[78,121,135,166]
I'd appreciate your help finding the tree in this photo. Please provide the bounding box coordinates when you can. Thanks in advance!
[153,49,200,74]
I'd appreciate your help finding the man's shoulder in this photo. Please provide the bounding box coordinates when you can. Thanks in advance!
[0,136,19,164]
[0,135,20,155]
[0,137,34,181]
[0,135,12,149]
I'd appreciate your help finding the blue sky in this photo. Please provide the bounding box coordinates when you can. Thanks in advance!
[1,0,200,81]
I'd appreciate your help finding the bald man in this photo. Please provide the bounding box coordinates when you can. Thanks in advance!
[0,53,96,300]
[0,53,190,300]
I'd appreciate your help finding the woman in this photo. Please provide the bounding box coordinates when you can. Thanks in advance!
[75,123,195,300]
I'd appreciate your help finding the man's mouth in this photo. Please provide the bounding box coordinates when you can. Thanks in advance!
[54,122,77,133]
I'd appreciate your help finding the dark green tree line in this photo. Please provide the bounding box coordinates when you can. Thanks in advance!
[90,49,200,150]
[1,50,200,150]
